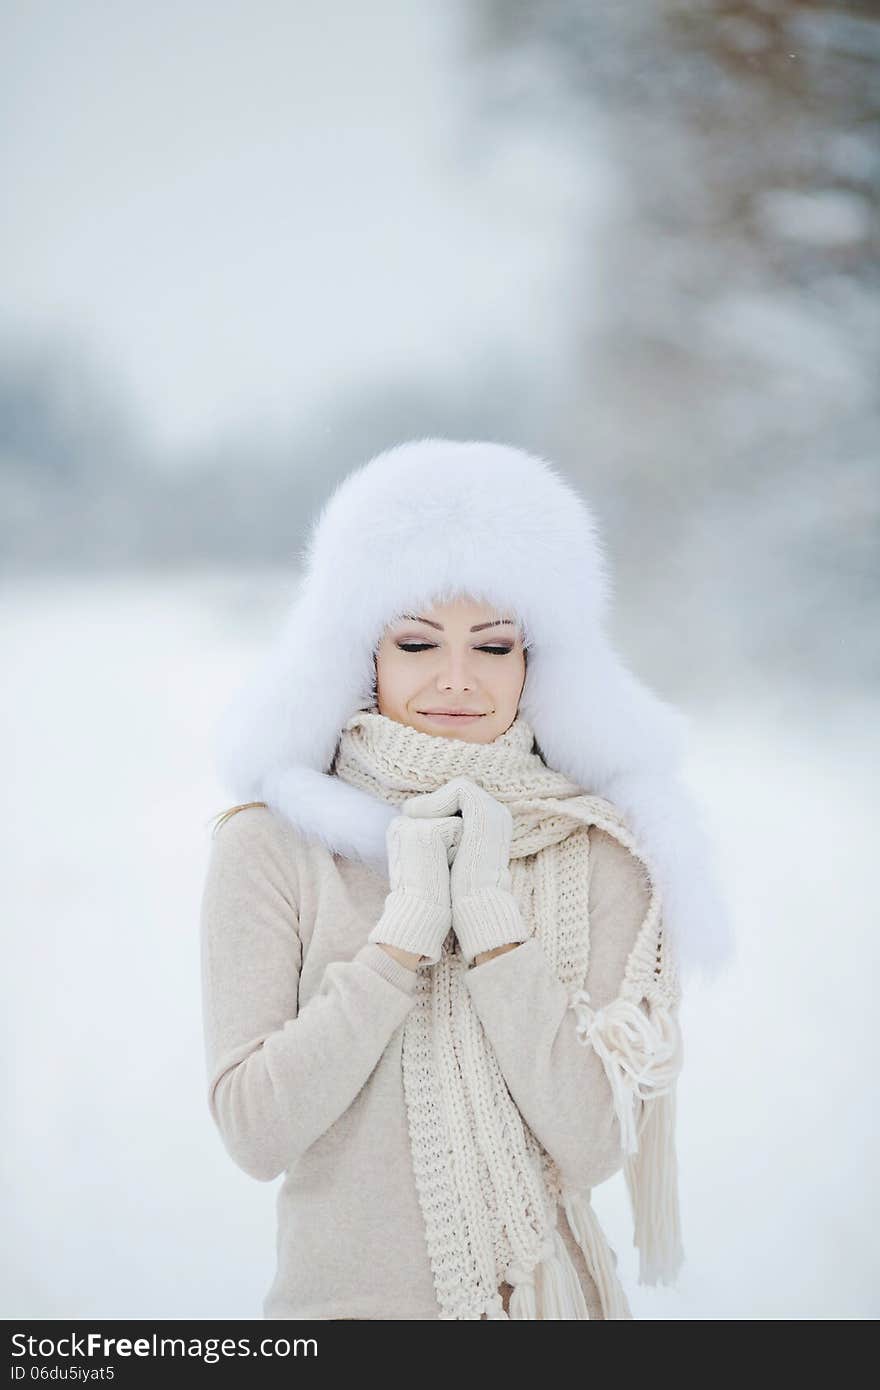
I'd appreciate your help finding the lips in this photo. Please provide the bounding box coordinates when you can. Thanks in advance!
[419,710,485,717]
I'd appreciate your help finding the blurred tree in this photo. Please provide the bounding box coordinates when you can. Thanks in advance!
[464,0,879,690]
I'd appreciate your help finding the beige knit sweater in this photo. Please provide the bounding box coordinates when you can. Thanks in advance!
[199,802,651,1320]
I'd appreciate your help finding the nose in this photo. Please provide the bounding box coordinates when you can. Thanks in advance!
[436,648,476,691]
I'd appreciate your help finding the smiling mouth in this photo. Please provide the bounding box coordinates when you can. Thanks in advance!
[418,710,486,717]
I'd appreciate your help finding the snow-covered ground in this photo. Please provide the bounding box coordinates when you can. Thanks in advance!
[2,570,877,1319]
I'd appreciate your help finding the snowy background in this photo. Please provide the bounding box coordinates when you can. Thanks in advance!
[2,0,878,1320]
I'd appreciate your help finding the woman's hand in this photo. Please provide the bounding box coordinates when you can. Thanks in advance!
[367,811,463,966]
[402,777,530,965]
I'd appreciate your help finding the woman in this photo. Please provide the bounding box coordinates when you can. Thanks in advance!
[199,439,731,1320]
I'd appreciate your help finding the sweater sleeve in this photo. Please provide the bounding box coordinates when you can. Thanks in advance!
[462,826,652,1192]
[199,806,420,1183]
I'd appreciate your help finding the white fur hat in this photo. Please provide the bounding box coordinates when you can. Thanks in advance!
[213,437,733,980]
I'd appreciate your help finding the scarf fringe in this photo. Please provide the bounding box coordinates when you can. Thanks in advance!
[624,1086,685,1285]
[563,1188,633,1319]
[491,1227,593,1319]
[484,1186,640,1320]
[535,1227,592,1318]
[566,991,685,1290]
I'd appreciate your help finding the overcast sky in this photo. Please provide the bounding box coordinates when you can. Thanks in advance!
[2,0,615,458]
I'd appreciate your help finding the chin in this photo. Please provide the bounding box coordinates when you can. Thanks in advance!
[421,718,499,744]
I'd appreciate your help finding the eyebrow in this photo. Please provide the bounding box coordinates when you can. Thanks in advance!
[399,614,516,633]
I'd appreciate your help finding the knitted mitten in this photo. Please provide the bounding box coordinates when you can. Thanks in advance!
[402,776,529,964]
[367,813,463,965]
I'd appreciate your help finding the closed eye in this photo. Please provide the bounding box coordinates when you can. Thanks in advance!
[396,642,513,655]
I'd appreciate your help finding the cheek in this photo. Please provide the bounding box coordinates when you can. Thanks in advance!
[498,653,526,687]
[377,649,417,696]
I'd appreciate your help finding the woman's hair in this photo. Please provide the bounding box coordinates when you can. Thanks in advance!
[209,634,529,838]
[209,801,269,836]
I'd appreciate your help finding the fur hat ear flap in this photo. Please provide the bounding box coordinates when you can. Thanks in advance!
[260,764,396,871]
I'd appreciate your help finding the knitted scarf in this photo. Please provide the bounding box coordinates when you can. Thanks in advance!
[332,707,685,1320]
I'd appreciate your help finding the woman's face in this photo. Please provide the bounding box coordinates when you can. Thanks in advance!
[375,595,527,743]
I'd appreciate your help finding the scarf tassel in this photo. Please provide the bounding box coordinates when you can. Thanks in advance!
[497,1228,593,1319]
[566,990,685,1293]
[535,1227,592,1318]
[563,1188,633,1319]
[623,1085,684,1285]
